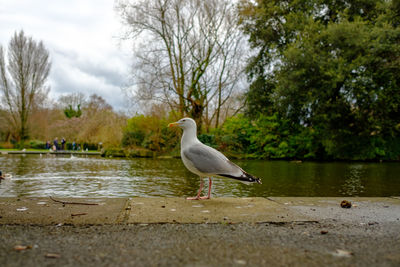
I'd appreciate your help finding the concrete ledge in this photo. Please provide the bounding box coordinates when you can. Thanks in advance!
[0,197,127,225]
[0,197,399,225]
[125,197,308,223]
[268,197,400,223]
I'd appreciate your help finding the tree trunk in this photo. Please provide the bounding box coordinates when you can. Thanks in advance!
[190,100,204,133]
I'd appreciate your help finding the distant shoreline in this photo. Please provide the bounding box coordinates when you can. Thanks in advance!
[1,148,399,162]
[0,149,100,156]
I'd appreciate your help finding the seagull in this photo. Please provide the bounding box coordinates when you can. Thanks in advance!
[168,118,262,200]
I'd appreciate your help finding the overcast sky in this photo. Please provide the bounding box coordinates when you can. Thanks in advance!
[0,0,131,110]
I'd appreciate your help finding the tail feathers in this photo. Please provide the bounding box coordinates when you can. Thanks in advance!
[218,171,262,184]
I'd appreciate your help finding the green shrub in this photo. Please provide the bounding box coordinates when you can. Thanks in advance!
[218,114,255,154]
[0,142,13,149]
[122,131,145,147]
[122,114,180,152]
[102,148,125,157]
[29,140,46,149]
[198,134,216,148]
[81,142,98,151]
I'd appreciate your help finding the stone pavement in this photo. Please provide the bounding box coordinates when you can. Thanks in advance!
[1,197,400,267]
[1,196,399,225]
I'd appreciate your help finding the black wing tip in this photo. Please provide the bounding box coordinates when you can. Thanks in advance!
[249,176,262,184]
[218,172,262,184]
[244,171,262,184]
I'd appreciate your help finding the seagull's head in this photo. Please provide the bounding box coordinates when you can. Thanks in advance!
[168,118,196,131]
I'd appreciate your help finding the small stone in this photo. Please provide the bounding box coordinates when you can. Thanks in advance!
[333,249,353,257]
[14,245,31,251]
[45,253,61,258]
[234,259,246,265]
[320,230,328,235]
[16,207,28,212]
[340,200,352,208]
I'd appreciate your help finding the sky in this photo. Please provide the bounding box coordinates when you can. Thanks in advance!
[0,0,131,110]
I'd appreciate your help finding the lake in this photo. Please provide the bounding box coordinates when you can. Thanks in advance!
[0,154,399,198]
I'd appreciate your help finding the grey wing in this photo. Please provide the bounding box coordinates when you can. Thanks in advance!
[183,144,242,176]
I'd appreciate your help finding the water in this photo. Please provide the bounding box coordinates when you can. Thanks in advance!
[0,154,399,197]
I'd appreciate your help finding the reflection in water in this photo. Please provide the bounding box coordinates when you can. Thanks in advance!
[340,165,365,196]
[0,155,399,197]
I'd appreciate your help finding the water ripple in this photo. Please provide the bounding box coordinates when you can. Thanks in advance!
[0,155,399,197]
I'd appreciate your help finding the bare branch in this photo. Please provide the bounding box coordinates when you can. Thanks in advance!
[0,30,51,140]
[117,0,249,129]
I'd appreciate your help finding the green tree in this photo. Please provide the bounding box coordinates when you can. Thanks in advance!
[58,92,85,118]
[239,0,400,160]
[64,104,82,118]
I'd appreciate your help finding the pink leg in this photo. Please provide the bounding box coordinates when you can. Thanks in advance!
[199,177,212,199]
[186,178,204,200]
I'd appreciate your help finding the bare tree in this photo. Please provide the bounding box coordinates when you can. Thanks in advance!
[116,0,248,131]
[0,30,51,141]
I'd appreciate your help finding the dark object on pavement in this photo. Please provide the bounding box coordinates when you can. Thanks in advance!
[45,253,61,258]
[341,200,352,208]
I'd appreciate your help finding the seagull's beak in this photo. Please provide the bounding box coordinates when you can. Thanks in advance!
[168,122,179,128]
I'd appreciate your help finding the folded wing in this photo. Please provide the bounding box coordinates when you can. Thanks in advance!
[183,143,261,184]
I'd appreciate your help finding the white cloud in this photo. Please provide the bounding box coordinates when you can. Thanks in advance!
[0,0,131,110]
